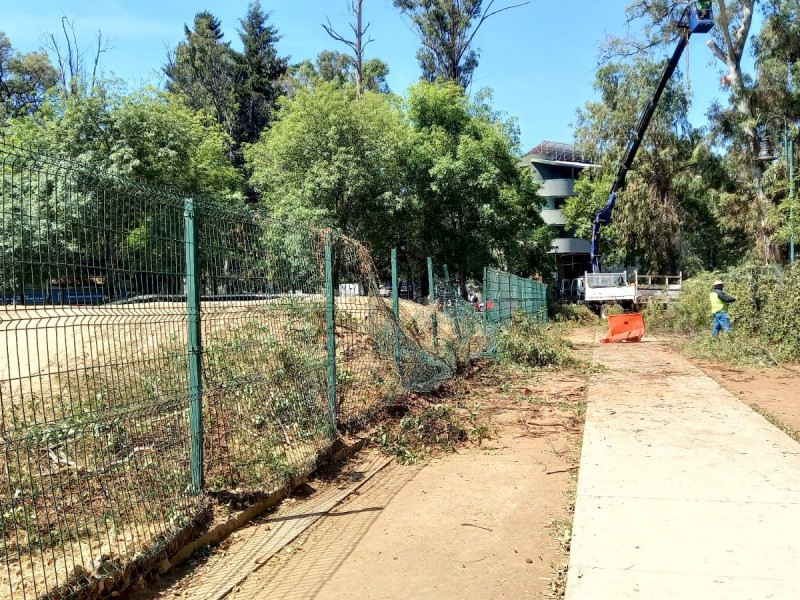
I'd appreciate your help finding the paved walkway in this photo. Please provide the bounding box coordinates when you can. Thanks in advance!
[566,337,800,599]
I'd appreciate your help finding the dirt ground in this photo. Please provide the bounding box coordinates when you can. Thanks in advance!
[124,360,591,600]
[691,359,800,434]
[117,328,800,600]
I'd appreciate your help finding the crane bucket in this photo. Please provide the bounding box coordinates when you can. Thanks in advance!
[601,313,645,343]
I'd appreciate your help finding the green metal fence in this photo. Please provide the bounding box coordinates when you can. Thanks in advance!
[483,267,549,325]
[1,142,534,599]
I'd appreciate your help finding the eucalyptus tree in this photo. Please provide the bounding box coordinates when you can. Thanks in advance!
[752,0,800,259]
[600,0,777,262]
[393,0,528,88]
[568,56,725,273]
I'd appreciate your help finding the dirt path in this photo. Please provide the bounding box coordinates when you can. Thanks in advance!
[691,361,800,434]
[125,364,589,600]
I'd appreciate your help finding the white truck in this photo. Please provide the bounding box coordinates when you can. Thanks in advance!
[569,270,682,317]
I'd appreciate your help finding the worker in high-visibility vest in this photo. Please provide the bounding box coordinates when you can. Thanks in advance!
[709,279,736,337]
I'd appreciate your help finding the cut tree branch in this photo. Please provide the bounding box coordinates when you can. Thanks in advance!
[465,1,531,50]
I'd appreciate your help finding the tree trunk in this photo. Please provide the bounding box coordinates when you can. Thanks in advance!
[354,0,364,96]
[708,0,772,261]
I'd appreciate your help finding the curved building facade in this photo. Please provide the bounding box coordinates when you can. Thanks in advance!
[520,140,598,284]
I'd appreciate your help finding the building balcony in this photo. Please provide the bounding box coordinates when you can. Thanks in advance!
[541,209,567,226]
[539,178,575,197]
[550,237,590,254]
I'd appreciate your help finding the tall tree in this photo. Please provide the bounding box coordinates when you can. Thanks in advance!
[393,0,528,88]
[568,56,731,273]
[322,0,373,96]
[0,32,58,123]
[752,0,800,255]
[43,16,109,95]
[165,11,240,140]
[245,81,408,250]
[403,82,548,284]
[608,1,771,260]
[237,1,288,142]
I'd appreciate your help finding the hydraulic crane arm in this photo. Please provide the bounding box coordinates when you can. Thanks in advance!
[589,2,714,273]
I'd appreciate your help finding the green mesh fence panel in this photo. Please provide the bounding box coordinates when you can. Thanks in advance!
[0,145,199,599]
[484,268,548,325]
[0,143,518,599]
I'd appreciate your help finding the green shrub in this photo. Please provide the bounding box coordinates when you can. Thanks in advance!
[550,302,597,324]
[497,312,578,368]
[680,330,792,367]
[645,263,800,362]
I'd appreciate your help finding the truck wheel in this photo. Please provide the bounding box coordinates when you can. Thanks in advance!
[600,304,623,320]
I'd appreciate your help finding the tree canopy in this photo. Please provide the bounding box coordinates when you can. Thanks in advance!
[246,80,549,282]
[393,0,527,88]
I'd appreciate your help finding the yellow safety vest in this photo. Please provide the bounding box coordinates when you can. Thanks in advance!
[709,291,727,315]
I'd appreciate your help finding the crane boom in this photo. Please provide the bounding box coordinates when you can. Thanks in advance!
[589,2,714,273]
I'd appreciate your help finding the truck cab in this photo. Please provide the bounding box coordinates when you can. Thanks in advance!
[571,278,584,301]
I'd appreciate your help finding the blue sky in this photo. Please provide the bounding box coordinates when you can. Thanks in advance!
[3,0,755,153]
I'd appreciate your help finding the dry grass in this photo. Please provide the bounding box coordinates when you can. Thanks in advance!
[0,290,481,598]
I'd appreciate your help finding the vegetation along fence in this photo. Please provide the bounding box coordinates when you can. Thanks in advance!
[0,142,547,599]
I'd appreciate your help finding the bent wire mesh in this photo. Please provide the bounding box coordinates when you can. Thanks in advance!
[0,142,548,599]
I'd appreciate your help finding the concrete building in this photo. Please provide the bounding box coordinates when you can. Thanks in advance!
[520,141,598,286]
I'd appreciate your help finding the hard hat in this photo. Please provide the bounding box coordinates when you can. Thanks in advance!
[713,279,724,287]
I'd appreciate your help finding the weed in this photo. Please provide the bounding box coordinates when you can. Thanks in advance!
[374,402,491,464]
[497,313,579,368]
[678,330,791,367]
[550,302,597,325]
[644,264,800,364]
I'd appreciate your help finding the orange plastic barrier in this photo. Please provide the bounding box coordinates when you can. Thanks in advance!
[600,313,645,343]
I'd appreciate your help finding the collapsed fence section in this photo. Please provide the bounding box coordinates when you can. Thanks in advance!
[0,143,491,599]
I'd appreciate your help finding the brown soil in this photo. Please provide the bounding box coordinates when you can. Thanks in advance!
[123,361,590,600]
[691,360,800,435]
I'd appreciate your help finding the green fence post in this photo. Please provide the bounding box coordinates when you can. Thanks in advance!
[542,284,549,323]
[427,256,435,305]
[391,248,401,366]
[391,248,399,320]
[428,256,439,347]
[325,234,337,424]
[442,264,461,337]
[184,197,203,494]
[482,266,487,335]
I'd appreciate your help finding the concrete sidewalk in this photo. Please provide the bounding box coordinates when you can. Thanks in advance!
[566,338,800,599]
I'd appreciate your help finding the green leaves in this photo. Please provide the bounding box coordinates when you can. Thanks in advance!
[393,0,523,88]
[574,52,723,273]
[246,82,406,249]
[246,79,548,282]
[165,5,288,147]
[0,32,58,122]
